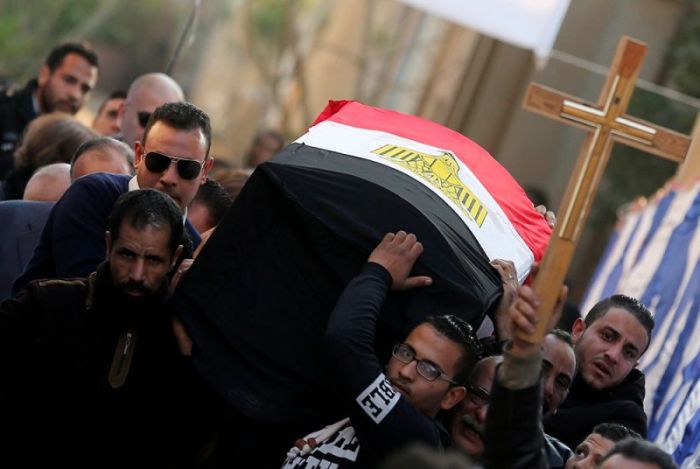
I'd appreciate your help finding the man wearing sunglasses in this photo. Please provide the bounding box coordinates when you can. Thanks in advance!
[118,72,184,148]
[13,101,210,295]
[282,231,482,468]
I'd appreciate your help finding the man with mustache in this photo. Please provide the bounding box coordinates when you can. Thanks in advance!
[481,284,644,468]
[0,42,99,178]
[0,189,218,467]
[544,294,653,450]
[13,101,211,294]
[281,231,482,468]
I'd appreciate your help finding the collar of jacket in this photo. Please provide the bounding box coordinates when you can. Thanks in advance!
[566,368,646,405]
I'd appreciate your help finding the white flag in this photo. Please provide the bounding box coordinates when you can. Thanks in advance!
[398,0,570,59]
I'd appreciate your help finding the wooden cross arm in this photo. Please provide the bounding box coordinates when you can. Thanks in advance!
[524,83,690,163]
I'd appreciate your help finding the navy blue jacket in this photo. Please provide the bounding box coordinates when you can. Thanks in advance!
[12,173,200,295]
[0,200,53,301]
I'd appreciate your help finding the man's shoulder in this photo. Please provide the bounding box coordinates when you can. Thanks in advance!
[610,368,646,403]
[0,80,36,122]
[72,172,131,191]
[544,433,574,467]
[23,276,91,305]
[63,173,131,206]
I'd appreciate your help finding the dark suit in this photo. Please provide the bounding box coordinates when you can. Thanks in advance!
[0,200,53,301]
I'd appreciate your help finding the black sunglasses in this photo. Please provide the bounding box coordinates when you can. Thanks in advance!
[144,151,204,180]
[137,111,151,128]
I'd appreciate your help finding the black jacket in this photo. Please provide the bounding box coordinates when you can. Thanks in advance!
[283,263,450,468]
[543,369,647,449]
[0,262,220,468]
[0,80,37,181]
[484,363,572,469]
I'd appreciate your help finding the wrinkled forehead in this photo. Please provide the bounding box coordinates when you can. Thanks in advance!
[583,433,615,455]
[543,335,576,374]
[588,307,650,350]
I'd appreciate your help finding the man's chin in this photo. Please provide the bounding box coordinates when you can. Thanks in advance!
[454,428,483,456]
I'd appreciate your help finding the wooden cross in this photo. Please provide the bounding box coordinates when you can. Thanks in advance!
[521,36,691,342]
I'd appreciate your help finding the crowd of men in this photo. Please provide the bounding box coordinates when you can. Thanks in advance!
[0,42,682,468]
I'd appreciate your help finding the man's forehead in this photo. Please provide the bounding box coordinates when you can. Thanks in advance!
[587,307,649,349]
[144,122,208,159]
[584,433,615,453]
[404,324,461,371]
[543,336,576,373]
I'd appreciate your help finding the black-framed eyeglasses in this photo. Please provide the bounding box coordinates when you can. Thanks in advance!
[144,151,205,180]
[392,343,458,385]
[466,383,490,407]
[137,111,152,128]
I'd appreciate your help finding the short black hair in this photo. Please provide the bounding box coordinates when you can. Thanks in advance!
[96,90,126,115]
[592,423,642,443]
[548,328,574,347]
[600,438,677,469]
[585,295,654,351]
[71,137,134,171]
[424,315,483,385]
[45,42,99,71]
[108,189,183,255]
[143,102,212,156]
[191,179,233,227]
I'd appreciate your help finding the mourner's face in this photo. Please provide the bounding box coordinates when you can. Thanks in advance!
[565,433,615,469]
[572,308,649,391]
[93,97,125,136]
[107,221,178,297]
[38,53,97,114]
[449,356,499,457]
[386,324,465,418]
[134,121,212,211]
[541,334,576,417]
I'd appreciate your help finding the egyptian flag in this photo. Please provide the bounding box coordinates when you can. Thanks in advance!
[172,101,551,428]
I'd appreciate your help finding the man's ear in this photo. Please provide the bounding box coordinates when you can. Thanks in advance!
[200,157,214,183]
[440,385,467,411]
[171,245,184,270]
[38,65,51,87]
[571,318,586,344]
[105,231,112,258]
[134,141,145,169]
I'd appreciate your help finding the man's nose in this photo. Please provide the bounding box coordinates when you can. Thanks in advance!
[543,376,554,400]
[605,343,623,364]
[130,258,145,282]
[475,404,488,423]
[160,161,179,184]
[398,361,417,381]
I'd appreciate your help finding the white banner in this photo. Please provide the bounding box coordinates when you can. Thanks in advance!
[398,0,570,59]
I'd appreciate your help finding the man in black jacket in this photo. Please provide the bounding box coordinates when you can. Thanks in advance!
[0,42,98,178]
[483,284,642,469]
[544,295,654,449]
[281,231,482,468]
[0,189,217,468]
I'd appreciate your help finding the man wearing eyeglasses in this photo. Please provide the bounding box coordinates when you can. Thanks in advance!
[13,101,211,295]
[282,231,482,468]
[118,73,184,148]
[449,318,576,464]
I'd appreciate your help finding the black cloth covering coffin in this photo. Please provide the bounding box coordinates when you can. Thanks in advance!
[171,142,502,429]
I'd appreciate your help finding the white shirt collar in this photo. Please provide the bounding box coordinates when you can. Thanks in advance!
[128,175,188,222]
